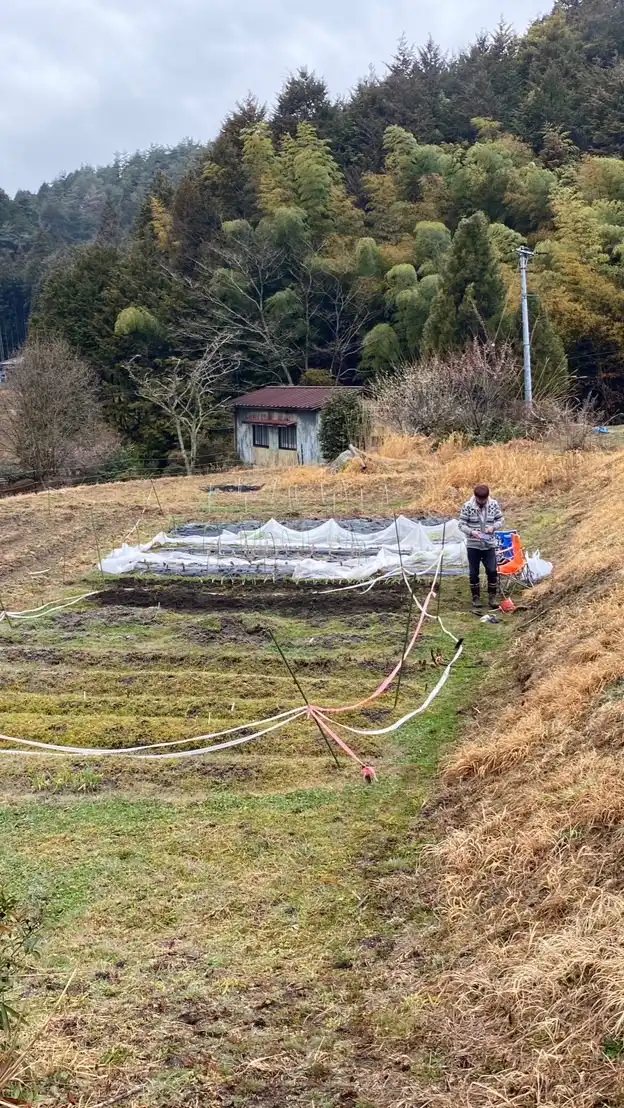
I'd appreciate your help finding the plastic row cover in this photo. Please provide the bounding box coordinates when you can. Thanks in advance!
[162,516,464,551]
[99,517,553,584]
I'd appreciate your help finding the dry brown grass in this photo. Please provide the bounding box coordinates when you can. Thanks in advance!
[0,438,598,610]
[357,448,624,1106]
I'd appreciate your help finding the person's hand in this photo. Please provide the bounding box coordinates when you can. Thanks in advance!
[485,526,494,535]
[471,530,481,539]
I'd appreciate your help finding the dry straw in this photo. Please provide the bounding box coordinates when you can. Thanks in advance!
[387,449,624,1107]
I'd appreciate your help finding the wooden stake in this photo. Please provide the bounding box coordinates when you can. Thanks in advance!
[150,478,166,519]
[437,521,447,618]
[0,593,13,628]
[89,508,106,587]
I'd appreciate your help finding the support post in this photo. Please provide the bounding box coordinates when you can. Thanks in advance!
[518,247,534,409]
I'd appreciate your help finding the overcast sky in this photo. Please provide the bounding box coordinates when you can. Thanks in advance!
[2,0,547,197]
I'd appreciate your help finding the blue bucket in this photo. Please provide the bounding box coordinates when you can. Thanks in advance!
[495,530,518,568]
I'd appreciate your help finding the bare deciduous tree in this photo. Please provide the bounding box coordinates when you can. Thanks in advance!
[188,228,373,384]
[372,341,524,442]
[1,336,104,482]
[372,341,585,446]
[128,334,236,475]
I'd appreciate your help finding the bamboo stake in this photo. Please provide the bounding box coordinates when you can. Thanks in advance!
[150,478,166,519]
[89,508,106,587]
[393,514,413,710]
[394,584,415,710]
[0,594,13,628]
[437,521,447,617]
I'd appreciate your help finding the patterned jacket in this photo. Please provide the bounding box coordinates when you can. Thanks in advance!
[458,496,505,550]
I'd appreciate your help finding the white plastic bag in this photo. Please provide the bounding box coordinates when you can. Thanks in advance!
[524,551,553,584]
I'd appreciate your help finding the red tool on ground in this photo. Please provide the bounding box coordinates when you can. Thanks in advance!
[499,597,516,614]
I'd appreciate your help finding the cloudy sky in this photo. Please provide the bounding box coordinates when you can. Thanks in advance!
[2,0,547,197]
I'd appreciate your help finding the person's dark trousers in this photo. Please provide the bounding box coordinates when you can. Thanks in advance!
[467,547,499,608]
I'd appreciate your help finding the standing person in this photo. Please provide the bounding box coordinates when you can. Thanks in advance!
[458,484,505,614]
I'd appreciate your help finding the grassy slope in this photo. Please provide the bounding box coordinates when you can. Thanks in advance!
[375,450,624,1108]
[0,579,507,1108]
[0,439,618,1107]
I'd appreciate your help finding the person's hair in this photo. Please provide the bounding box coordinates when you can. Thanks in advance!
[474,484,490,499]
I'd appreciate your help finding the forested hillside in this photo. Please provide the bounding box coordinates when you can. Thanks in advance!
[3,0,624,469]
[0,142,201,357]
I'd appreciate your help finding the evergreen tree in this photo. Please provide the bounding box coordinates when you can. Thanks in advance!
[318,390,364,459]
[96,199,122,246]
[203,96,265,221]
[421,288,458,355]
[424,211,505,350]
[169,167,220,275]
[413,221,451,274]
[31,245,121,370]
[395,274,441,355]
[243,121,362,239]
[525,293,569,396]
[271,69,337,141]
[355,237,385,277]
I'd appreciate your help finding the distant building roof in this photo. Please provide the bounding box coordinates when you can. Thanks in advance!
[232,385,359,412]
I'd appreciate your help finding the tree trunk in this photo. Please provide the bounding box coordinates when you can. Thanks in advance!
[174,418,193,476]
[189,425,198,474]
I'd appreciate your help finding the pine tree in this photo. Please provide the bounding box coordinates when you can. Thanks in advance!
[525,293,568,396]
[96,198,122,246]
[433,211,505,347]
[271,69,337,141]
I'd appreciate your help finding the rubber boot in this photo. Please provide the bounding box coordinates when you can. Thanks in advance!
[471,585,482,615]
[488,585,499,610]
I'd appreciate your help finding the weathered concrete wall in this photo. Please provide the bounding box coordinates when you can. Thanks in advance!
[298,411,323,465]
[235,408,323,467]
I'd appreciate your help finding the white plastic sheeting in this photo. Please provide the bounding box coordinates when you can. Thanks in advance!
[158,516,463,551]
[99,516,553,584]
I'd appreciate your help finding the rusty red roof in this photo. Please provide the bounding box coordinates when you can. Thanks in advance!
[232,386,359,411]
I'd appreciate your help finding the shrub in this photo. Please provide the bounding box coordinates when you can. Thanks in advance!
[372,341,524,443]
[372,341,596,448]
[529,396,600,451]
[1,336,109,483]
[319,391,364,461]
[300,368,333,386]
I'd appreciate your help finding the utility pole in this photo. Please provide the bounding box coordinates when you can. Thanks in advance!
[517,247,534,408]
